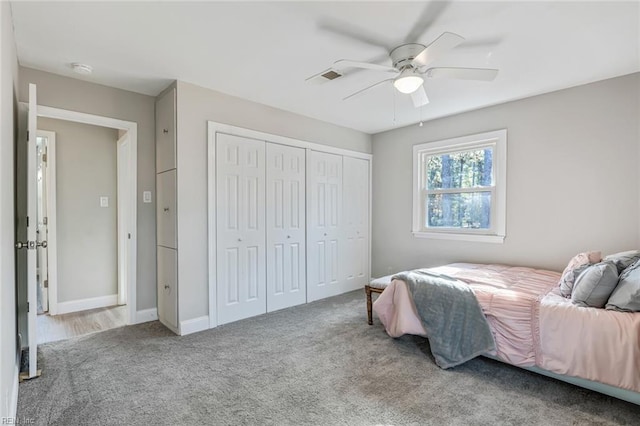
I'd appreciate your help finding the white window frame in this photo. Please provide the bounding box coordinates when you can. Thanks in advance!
[412,129,507,243]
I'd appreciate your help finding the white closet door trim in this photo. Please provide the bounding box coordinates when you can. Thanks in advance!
[207,121,372,160]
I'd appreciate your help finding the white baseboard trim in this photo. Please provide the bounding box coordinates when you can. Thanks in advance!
[134,308,158,324]
[180,316,210,336]
[55,294,118,315]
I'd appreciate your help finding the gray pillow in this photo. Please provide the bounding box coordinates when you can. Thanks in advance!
[603,250,640,274]
[571,261,619,308]
[606,259,640,312]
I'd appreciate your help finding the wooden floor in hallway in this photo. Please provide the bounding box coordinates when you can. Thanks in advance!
[37,305,128,344]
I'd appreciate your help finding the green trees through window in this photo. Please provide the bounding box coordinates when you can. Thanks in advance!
[425,148,493,229]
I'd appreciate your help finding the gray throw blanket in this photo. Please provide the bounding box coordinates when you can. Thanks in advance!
[393,269,495,369]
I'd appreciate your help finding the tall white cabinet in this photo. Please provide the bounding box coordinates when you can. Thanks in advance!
[155,87,179,333]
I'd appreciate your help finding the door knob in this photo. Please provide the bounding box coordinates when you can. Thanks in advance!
[163,129,169,134]
[15,241,28,250]
[287,235,291,239]
[237,238,242,242]
[163,207,170,212]
[37,241,47,248]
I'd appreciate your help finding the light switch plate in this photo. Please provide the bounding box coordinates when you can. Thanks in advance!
[100,196,109,207]
[143,191,152,203]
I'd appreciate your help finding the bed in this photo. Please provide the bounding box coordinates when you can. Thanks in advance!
[370,262,640,405]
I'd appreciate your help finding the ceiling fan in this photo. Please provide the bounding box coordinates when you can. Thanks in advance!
[308,32,499,108]
[307,3,499,108]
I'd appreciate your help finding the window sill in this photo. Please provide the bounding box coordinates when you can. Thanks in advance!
[412,231,505,244]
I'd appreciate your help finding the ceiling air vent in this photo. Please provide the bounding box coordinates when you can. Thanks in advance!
[305,68,343,85]
[321,70,341,80]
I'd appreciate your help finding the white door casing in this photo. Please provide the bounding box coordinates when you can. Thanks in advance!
[116,133,130,306]
[216,133,267,325]
[35,133,49,312]
[342,156,370,291]
[306,150,343,302]
[35,131,57,316]
[266,143,306,312]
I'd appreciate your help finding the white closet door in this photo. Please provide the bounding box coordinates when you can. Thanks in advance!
[307,151,343,302]
[266,143,306,312]
[216,133,266,325]
[343,156,370,291]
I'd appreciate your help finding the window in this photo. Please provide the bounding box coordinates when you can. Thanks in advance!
[412,129,506,243]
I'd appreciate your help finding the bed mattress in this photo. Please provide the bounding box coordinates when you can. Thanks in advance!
[373,263,640,392]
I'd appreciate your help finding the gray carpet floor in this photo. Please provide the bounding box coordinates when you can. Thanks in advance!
[18,290,639,425]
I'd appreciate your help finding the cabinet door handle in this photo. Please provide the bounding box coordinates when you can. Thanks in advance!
[163,207,170,212]
[164,284,170,289]
[286,235,291,239]
[237,238,242,242]
[163,129,169,134]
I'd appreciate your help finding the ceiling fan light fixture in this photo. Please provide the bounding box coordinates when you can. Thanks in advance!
[393,70,423,94]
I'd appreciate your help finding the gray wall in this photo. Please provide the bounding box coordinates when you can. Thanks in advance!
[175,80,372,322]
[18,67,157,311]
[0,2,19,418]
[371,73,640,277]
[39,118,119,303]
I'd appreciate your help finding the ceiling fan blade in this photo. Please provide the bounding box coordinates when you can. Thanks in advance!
[404,1,451,43]
[412,32,465,67]
[343,78,395,101]
[334,60,397,73]
[425,67,499,81]
[410,85,429,107]
[457,36,503,50]
[318,17,392,51]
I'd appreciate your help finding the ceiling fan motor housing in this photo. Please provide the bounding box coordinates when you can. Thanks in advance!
[390,43,426,70]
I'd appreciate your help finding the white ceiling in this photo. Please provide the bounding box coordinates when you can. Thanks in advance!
[10,1,640,134]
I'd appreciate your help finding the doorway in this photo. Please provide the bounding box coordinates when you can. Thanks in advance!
[33,118,136,344]
[16,90,138,377]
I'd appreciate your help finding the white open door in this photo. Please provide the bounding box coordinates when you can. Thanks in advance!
[24,83,39,378]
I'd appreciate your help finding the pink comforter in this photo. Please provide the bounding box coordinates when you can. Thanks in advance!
[373,263,640,392]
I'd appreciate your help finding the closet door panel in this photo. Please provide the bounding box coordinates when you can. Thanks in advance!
[216,133,266,325]
[157,170,177,249]
[343,156,370,291]
[307,151,343,302]
[266,143,306,312]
